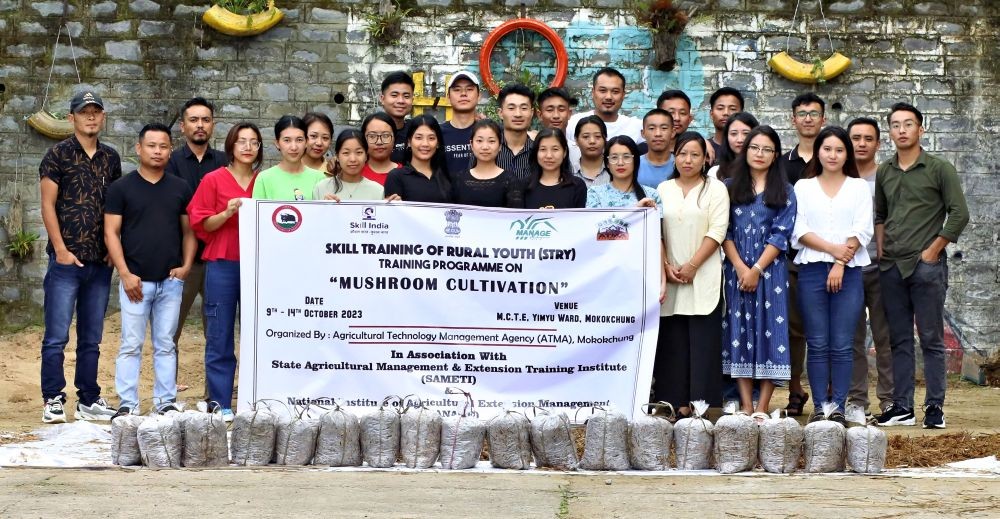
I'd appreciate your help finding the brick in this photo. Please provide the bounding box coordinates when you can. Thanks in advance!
[311,7,347,23]
[19,22,47,35]
[97,21,132,36]
[138,21,174,37]
[174,4,209,16]
[105,41,142,61]
[913,2,949,15]
[90,1,117,17]
[31,0,74,17]
[129,0,161,15]
[828,0,866,13]
[258,83,290,102]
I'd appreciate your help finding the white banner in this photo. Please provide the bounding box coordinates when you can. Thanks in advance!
[238,200,660,420]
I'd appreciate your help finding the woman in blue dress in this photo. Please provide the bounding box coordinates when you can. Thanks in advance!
[721,125,797,419]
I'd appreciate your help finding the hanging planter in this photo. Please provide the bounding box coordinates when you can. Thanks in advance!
[27,111,73,140]
[768,51,851,84]
[203,0,284,37]
[633,1,691,72]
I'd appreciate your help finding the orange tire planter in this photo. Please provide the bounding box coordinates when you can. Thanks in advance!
[479,18,569,96]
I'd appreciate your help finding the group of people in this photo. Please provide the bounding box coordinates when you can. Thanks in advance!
[38,66,968,431]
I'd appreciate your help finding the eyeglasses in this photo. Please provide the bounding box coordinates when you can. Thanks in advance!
[607,154,634,163]
[795,110,822,119]
[747,144,775,155]
[889,121,919,131]
[365,132,393,144]
[236,140,261,150]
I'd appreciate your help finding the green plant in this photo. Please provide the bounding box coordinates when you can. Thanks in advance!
[215,0,276,28]
[632,0,691,35]
[364,0,411,46]
[811,57,827,85]
[6,230,39,260]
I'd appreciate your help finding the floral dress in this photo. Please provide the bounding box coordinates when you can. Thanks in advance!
[722,185,797,380]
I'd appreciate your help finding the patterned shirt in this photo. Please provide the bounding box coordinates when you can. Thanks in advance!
[585,183,663,217]
[39,136,122,262]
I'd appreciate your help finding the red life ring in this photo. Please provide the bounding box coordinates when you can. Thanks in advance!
[478,18,569,96]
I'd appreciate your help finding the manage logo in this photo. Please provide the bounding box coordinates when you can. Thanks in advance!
[272,205,302,233]
[510,215,556,240]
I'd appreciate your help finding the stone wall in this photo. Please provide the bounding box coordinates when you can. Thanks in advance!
[0,0,997,354]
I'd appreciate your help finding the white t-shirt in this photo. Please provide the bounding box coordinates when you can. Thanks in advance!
[791,176,874,267]
[566,110,645,171]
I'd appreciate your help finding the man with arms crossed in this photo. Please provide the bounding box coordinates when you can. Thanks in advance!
[875,103,968,429]
[38,91,120,423]
[440,71,481,175]
[846,117,894,419]
[165,97,227,391]
[106,123,196,418]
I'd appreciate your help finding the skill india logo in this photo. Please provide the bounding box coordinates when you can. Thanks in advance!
[510,215,556,240]
[596,215,629,241]
[271,205,302,233]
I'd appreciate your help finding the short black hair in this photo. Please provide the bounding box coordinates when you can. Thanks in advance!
[657,89,691,110]
[887,102,923,126]
[791,92,826,113]
[847,117,881,140]
[139,122,171,141]
[182,97,215,117]
[592,67,626,88]
[536,87,574,107]
[274,114,307,140]
[710,87,744,110]
[642,108,674,127]
[498,83,536,106]
[380,71,414,93]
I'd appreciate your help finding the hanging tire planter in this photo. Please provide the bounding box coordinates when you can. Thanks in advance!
[203,0,284,37]
[478,18,569,96]
[27,111,74,140]
[768,51,851,84]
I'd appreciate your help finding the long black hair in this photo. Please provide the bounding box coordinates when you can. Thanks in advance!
[604,135,646,201]
[403,114,451,199]
[528,127,574,188]
[669,131,710,206]
[716,112,759,181]
[326,129,368,193]
[727,125,788,208]
[803,126,860,179]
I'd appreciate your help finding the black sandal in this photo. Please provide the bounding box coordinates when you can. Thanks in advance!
[785,392,809,416]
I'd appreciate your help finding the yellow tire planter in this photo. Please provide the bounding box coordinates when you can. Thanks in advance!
[27,111,74,140]
[768,51,852,84]
[203,1,284,37]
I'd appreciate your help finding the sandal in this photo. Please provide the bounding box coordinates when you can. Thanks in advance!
[750,412,770,424]
[785,392,809,416]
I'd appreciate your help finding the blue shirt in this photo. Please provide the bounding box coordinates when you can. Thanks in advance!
[585,183,663,217]
[637,155,675,190]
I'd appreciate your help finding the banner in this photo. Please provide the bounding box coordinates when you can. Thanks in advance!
[238,200,660,420]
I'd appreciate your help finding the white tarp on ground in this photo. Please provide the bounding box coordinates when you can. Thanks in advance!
[2,422,999,478]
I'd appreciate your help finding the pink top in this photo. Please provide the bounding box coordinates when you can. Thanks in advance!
[187,166,256,261]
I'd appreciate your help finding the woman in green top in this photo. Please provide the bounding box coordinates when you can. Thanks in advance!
[251,115,326,200]
[314,129,385,201]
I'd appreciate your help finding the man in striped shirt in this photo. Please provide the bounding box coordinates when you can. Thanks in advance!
[496,84,535,181]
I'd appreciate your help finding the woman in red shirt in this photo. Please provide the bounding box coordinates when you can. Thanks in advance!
[187,122,263,420]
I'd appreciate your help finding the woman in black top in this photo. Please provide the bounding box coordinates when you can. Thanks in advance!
[451,119,523,208]
[384,114,452,203]
[522,128,587,209]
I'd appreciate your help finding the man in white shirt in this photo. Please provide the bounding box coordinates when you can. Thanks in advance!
[847,117,893,418]
[566,67,645,169]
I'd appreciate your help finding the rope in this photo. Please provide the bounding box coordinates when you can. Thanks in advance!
[784,0,836,54]
[41,26,62,110]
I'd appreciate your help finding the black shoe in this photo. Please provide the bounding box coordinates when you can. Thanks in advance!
[828,412,848,427]
[808,412,825,423]
[876,403,915,426]
[922,405,946,429]
[158,404,180,414]
[111,406,133,422]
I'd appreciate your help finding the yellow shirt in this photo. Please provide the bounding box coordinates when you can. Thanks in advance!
[658,178,730,316]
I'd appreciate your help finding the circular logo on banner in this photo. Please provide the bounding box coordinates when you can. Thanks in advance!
[272,205,302,233]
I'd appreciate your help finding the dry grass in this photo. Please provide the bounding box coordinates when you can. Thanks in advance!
[886,432,1000,468]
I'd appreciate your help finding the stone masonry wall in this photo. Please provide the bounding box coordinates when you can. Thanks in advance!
[0,0,997,354]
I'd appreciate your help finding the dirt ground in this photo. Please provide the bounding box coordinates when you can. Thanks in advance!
[1,312,999,518]
[2,312,998,438]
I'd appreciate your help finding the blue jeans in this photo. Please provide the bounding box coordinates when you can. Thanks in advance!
[798,262,863,414]
[204,260,240,409]
[41,255,113,405]
[115,278,184,411]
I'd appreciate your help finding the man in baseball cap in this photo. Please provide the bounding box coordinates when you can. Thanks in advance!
[70,91,105,113]
[441,71,481,174]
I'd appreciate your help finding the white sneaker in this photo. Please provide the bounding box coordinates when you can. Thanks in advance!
[43,397,67,424]
[75,398,118,421]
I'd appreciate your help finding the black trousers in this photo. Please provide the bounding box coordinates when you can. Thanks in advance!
[652,301,723,408]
